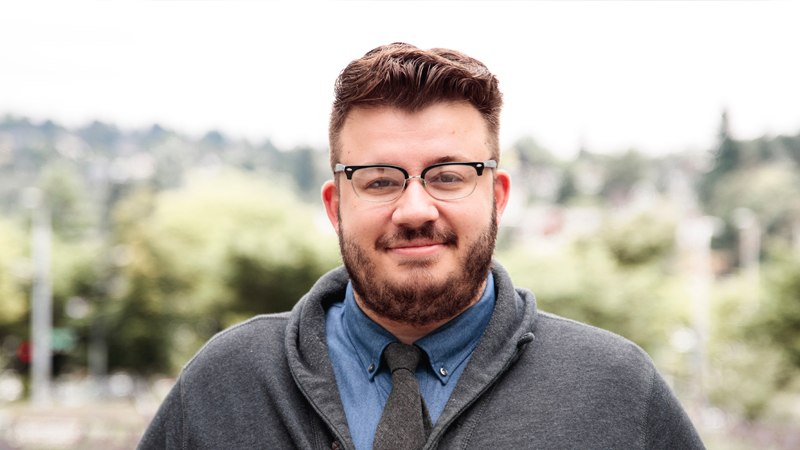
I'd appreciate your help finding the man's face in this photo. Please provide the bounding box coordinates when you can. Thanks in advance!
[322,102,511,327]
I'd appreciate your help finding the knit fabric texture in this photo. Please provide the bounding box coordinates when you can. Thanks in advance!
[373,343,433,450]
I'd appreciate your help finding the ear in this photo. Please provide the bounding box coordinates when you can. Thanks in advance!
[321,180,340,234]
[493,170,511,225]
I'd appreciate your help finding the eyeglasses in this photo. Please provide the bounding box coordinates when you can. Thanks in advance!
[334,160,497,202]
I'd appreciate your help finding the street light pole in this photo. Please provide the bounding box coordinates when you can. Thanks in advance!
[732,207,760,311]
[676,215,722,406]
[29,197,53,405]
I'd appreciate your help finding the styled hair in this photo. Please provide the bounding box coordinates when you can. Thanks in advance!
[328,43,503,171]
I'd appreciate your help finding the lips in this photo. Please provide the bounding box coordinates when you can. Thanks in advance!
[390,239,444,249]
[388,242,447,259]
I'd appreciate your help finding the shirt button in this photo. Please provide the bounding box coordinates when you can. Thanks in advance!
[368,363,375,373]
[439,367,447,377]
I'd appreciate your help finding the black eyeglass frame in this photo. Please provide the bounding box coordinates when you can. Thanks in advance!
[333,160,497,202]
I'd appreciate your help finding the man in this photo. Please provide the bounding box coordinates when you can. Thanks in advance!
[138,43,705,449]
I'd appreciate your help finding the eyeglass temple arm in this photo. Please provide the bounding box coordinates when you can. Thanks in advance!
[476,160,497,176]
[334,163,354,179]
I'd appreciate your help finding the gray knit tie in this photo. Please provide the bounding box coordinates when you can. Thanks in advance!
[372,342,433,450]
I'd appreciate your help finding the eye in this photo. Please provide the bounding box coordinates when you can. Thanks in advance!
[352,167,404,191]
[430,172,465,184]
[363,177,401,190]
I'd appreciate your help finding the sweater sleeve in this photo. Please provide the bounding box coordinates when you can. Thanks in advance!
[644,370,706,449]
[136,375,184,450]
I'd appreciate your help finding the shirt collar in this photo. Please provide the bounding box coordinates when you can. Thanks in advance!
[342,273,496,385]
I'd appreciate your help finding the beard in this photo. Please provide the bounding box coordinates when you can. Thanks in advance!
[338,206,497,327]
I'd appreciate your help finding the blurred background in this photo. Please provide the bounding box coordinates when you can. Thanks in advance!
[1,2,799,449]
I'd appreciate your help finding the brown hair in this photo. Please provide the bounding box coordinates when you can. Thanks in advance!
[328,42,503,171]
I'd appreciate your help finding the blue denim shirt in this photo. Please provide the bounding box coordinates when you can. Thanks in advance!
[325,273,495,450]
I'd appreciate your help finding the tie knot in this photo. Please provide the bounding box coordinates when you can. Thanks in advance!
[383,342,422,374]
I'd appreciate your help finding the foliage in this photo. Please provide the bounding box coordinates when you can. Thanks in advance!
[0,219,28,332]
[705,272,800,421]
[599,211,676,266]
[708,164,800,245]
[497,211,687,359]
[38,162,97,239]
[697,114,800,269]
[699,111,742,206]
[104,170,340,374]
[753,250,800,370]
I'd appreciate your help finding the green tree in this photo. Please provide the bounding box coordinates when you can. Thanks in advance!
[600,212,675,267]
[497,211,686,359]
[699,110,742,206]
[105,169,339,374]
[755,251,800,370]
[39,162,97,239]
[0,219,28,333]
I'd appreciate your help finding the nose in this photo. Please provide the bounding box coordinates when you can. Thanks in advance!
[391,177,439,228]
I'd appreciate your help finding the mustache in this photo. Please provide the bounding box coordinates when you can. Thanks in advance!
[374,223,458,251]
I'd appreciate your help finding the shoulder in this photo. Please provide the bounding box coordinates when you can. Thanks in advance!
[505,309,664,430]
[537,310,649,354]
[529,309,656,385]
[183,312,292,374]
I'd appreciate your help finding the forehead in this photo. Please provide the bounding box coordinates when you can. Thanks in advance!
[338,102,491,167]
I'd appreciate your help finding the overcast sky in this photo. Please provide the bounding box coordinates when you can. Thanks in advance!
[2,2,799,159]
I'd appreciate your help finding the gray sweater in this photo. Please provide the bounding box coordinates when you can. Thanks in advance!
[137,262,705,449]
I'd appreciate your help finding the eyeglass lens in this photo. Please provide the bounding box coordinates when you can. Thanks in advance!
[350,164,479,201]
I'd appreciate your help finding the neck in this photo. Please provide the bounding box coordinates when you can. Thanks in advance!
[353,279,487,344]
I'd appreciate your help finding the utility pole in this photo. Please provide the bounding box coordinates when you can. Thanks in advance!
[676,215,721,406]
[25,188,53,405]
[732,207,760,311]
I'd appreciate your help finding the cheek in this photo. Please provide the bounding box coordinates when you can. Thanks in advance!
[442,203,485,235]
[340,201,390,238]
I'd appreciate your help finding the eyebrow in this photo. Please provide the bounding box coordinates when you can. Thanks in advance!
[429,155,463,165]
[354,155,475,167]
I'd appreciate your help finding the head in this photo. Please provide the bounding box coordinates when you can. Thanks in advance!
[322,44,510,333]
[328,42,503,173]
